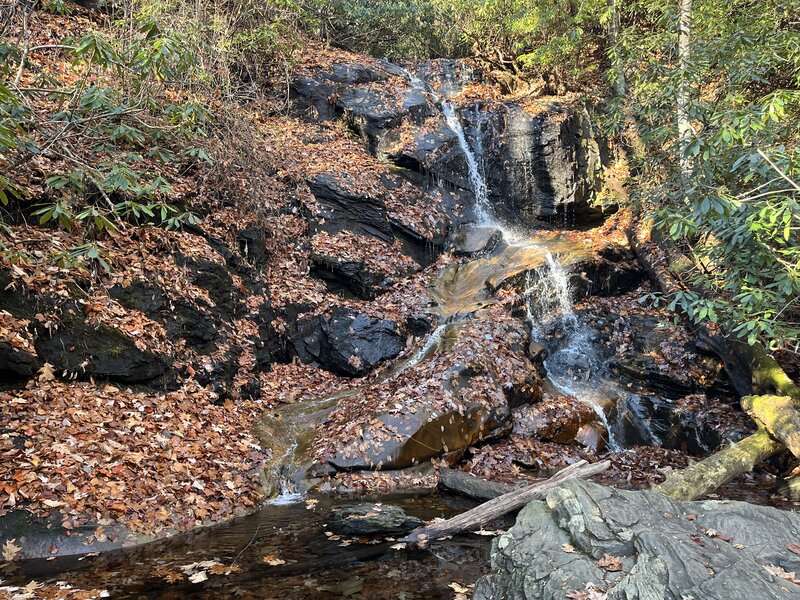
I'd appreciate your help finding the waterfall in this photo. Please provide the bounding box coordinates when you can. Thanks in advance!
[441,102,491,226]
[524,253,620,451]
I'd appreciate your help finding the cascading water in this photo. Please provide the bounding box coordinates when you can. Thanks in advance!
[441,102,492,226]
[524,253,621,450]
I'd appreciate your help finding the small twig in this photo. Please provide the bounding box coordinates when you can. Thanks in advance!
[231,524,261,567]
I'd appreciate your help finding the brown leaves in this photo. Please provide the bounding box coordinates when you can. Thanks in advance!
[763,564,800,584]
[262,554,286,566]
[0,380,268,536]
[596,554,623,572]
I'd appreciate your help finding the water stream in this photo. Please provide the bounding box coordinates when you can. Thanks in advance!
[439,100,620,446]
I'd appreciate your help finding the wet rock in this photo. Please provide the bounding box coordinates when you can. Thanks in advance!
[328,503,423,536]
[474,478,800,600]
[512,398,597,445]
[291,307,404,377]
[328,403,507,471]
[35,318,166,383]
[0,341,37,378]
[0,509,148,560]
[309,173,394,243]
[608,393,753,455]
[320,311,533,471]
[570,246,645,297]
[448,227,504,256]
[607,314,730,399]
[404,102,604,222]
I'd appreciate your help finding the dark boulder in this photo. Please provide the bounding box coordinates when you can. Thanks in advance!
[309,173,394,243]
[35,319,166,383]
[110,282,222,353]
[607,314,730,399]
[290,307,404,377]
[328,503,423,536]
[474,479,800,600]
[570,246,645,297]
[0,341,37,379]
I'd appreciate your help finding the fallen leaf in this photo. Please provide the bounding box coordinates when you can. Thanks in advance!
[38,362,56,382]
[449,582,469,593]
[2,538,21,561]
[596,554,623,572]
[189,570,208,583]
[262,554,286,566]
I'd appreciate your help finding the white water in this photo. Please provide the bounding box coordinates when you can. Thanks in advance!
[524,253,621,451]
[441,102,492,226]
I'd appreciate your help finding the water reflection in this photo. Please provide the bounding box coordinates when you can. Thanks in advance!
[5,492,495,599]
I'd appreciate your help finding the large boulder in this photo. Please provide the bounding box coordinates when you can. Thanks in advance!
[35,318,166,383]
[474,479,800,600]
[315,308,534,471]
[290,307,404,377]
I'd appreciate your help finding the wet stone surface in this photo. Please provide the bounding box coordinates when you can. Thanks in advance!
[328,503,423,536]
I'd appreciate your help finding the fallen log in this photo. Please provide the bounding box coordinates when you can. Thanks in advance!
[400,460,610,544]
[742,395,800,458]
[656,428,782,501]
[438,468,518,501]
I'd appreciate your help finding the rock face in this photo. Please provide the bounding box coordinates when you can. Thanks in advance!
[291,307,404,377]
[309,173,396,243]
[420,103,605,220]
[328,503,423,536]
[474,479,800,600]
[291,60,607,224]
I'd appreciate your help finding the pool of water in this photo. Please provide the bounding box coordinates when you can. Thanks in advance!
[3,491,498,599]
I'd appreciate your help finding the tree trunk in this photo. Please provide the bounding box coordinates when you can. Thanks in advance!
[677,0,693,177]
[656,429,782,501]
[400,460,610,544]
[608,0,626,97]
[438,468,519,501]
[743,395,800,458]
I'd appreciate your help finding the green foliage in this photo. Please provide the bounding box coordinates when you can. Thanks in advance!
[614,0,800,351]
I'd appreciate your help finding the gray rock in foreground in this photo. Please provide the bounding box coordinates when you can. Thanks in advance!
[474,479,800,600]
